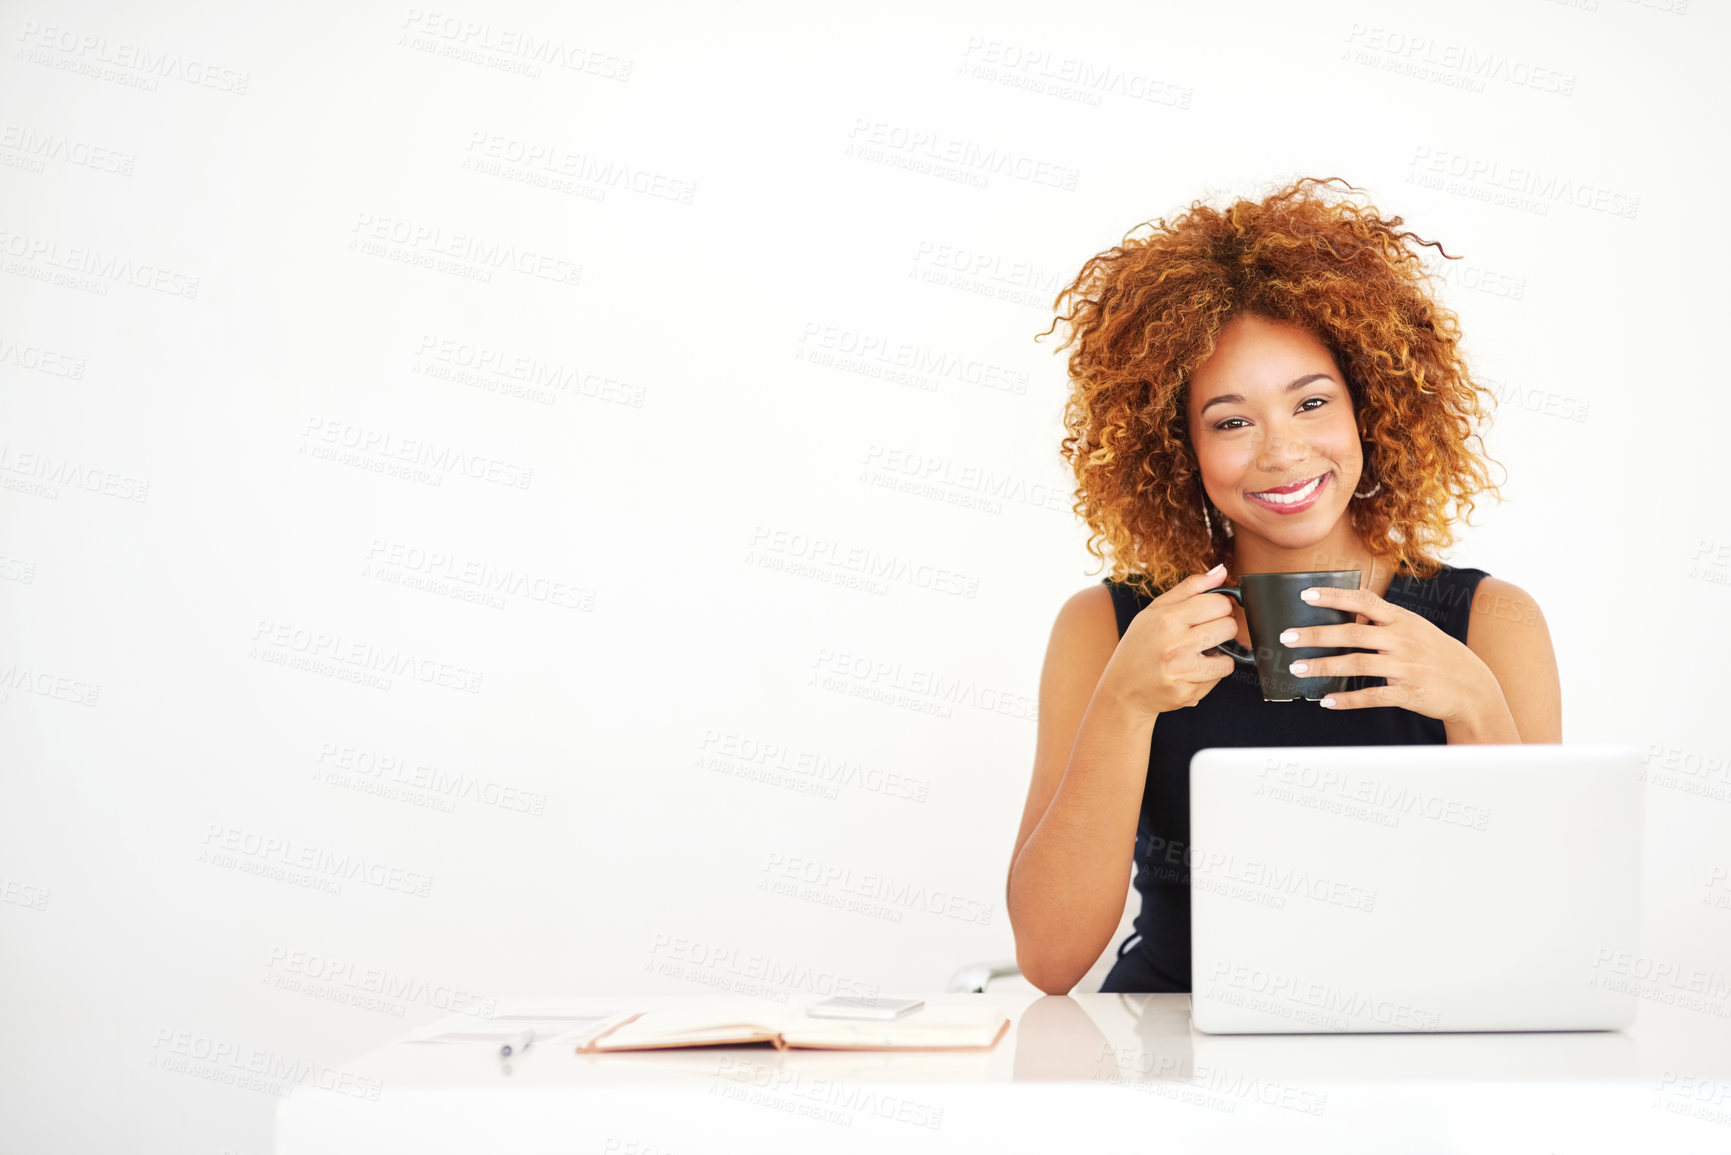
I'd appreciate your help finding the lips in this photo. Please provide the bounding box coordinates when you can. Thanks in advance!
[1246,471,1330,513]
[1253,472,1325,495]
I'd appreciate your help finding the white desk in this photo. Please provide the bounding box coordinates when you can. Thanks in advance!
[277,992,1731,1153]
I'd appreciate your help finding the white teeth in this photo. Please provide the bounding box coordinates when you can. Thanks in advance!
[1253,474,1324,504]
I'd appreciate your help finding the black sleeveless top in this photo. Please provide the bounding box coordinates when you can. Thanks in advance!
[1096,562,1492,993]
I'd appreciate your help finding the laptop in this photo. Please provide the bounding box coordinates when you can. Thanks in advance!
[1187,744,1644,1034]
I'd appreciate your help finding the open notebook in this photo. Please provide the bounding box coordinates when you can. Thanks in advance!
[580,1000,1011,1053]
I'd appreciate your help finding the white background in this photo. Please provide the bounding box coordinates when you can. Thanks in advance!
[2,0,1727,1151]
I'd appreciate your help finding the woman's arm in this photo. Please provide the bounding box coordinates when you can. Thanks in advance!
[1453,577,1563,744]
[1006,586,1154,995]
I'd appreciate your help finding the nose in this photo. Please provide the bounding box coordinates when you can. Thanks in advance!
[1253,428,1311,473]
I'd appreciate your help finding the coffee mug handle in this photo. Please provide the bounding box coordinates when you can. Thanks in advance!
[1208,586,1255,665]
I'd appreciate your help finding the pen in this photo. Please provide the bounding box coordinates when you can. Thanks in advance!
[499,1029,534,1058]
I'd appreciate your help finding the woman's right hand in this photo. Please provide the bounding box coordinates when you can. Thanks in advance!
[1100,562,1241,718]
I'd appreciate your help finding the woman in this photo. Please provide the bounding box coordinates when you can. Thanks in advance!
[1005,177,1561,996]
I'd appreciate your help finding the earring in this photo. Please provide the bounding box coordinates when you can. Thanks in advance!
[1200,491,1234,539]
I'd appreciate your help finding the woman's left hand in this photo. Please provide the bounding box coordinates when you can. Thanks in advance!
[1278,585,1501,723]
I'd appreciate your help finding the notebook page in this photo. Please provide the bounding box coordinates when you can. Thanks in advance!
[781,1006,1009,1050]
[588,1001,792,1050]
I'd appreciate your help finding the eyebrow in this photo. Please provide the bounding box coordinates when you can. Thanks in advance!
[1198,373,1335,416]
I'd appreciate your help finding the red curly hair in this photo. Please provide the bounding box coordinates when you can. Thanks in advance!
[1038,176,1506,601]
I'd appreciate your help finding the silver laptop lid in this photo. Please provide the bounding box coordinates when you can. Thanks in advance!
[1188,744,1644,1034]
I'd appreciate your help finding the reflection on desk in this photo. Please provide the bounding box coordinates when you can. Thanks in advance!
[278,992,1731,1155]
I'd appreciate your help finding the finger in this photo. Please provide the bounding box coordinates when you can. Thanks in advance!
[1319,682,1415,711]
[1157,564,1227,600]
[1287,653,1396,679]
[1277,621,1383,650]
[1192,615,1241,650]
[1157,566,1233,619]
[1159,590,1237,631]
[1181,651,1237,681]
[1201,653,1237,681]
[1300,584,1405,625]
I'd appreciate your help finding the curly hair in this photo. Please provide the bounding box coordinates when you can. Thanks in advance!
[1038,176,1506,602]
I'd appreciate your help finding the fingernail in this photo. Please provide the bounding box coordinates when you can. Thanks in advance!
[1289,660,1308,674]
[1207,563,1225,576]
[1319,697,1336,709]
[1300,588,1320,602]
[1279,629,1298,645]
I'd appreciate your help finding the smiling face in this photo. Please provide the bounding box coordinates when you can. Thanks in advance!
[1185,312,1366,558]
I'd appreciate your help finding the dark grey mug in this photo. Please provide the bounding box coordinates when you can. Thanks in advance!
[1207,570,1366,702]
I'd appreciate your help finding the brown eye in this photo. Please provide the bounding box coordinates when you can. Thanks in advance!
[1214,397,1327,432]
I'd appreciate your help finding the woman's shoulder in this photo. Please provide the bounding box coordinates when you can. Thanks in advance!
[1384,561,1485,639]
[1098,574,1165,638]
[1390,559,1492,593]
[1100,573,1168,608]
[1390,562,1550,643]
